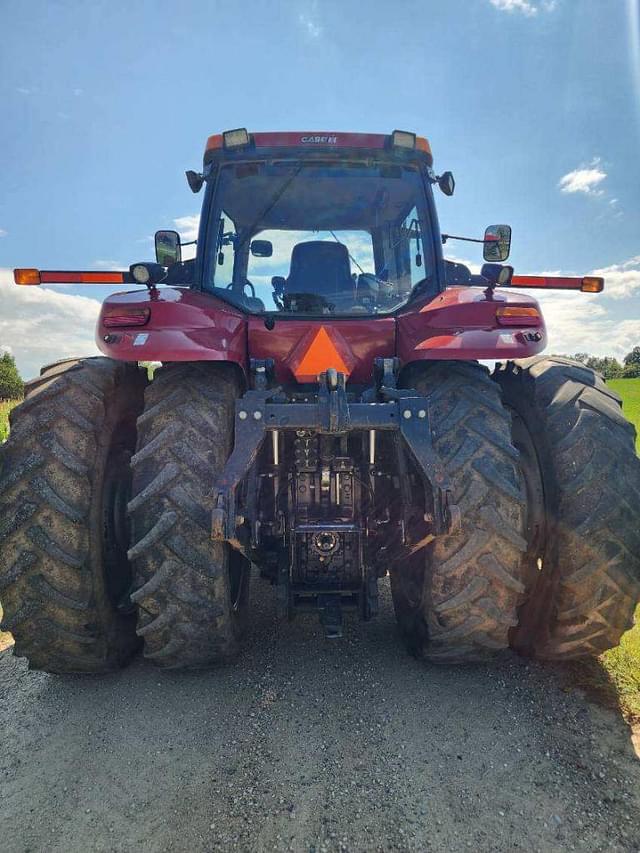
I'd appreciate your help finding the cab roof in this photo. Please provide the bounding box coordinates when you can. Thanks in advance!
[203,129,433,167]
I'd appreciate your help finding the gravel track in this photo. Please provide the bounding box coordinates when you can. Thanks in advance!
[1,578,639,853]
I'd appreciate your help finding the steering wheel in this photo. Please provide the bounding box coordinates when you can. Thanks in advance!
[226,280,256,298]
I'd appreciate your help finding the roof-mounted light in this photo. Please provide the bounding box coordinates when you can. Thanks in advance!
[391,130,417,149]
[223,128,250,148]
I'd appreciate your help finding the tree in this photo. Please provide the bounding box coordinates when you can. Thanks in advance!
[572,353,590,364]
[623,362,640,379]
[0,352,24,400]
[624,346,640,367]
[584,356,624,380]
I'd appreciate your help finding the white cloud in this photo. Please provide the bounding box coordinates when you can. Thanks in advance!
[0,268,101,380]
[490,0,538,16]
[173,214,200,241]
[591,255,640,299]
[558,159,607,195]
[0,229,7,237]
[535,290,640,358]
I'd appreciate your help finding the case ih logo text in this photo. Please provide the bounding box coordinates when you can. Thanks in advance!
[300,135,338,144]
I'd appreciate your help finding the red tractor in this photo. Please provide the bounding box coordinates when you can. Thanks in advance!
[3,128,639,672]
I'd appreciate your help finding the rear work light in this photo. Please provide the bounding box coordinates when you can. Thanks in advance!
[103,308,150,328]
[496,306,542,326]
[223,128,250,148]
[391,130,416,149]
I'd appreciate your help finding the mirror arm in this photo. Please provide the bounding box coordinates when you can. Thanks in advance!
[441,233,486,245]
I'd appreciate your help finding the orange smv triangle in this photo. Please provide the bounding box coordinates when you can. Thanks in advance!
[293,326,352,383]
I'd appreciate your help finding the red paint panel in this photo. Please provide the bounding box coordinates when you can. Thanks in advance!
[96,287,248,372]
[248,317,395,384]
[42,271,125,283]
[397,287,547,362]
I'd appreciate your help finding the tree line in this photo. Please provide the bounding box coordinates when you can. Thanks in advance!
[557,347,640,380]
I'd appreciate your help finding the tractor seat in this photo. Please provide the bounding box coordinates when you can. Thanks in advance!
[285,241,352,296]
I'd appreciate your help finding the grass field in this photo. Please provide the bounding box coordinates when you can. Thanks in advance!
[0,399,20,443]
[0,381,639,718]
[609,377,640,453]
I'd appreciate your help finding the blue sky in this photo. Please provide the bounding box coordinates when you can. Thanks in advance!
[1,0,639,377]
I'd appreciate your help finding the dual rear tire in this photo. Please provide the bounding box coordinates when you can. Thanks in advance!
[391,357,640,662]
[0,359,249,673]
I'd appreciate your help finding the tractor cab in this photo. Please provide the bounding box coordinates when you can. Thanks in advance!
[158,130,450,316]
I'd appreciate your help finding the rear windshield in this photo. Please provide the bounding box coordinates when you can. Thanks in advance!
[202,161,435,316]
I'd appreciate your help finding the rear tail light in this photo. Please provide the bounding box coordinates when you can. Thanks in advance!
[103,308,150,328]
[496,306,541,326]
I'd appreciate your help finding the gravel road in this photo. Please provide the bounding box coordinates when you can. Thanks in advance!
[1,577,639,853]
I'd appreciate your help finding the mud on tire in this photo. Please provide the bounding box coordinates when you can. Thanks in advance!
[129,362,250,668]
[391,361,527,662]
[495,356,640,659]
[0,357,146,673]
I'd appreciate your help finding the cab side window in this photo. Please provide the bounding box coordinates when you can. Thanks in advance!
[213,214,235,289]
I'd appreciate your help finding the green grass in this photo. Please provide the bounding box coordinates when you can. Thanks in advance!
[608,377,640,453]
[0,399,20,443]
[598,607,640,719]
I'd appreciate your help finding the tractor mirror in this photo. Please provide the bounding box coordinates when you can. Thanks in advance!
[185,170,204,193]
[155,230,182,267]
[483,224,512,262]
[438,171,455,197]
[251,239,273,258]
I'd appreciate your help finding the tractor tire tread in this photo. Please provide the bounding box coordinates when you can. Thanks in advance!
[0,357,145,673]
[393,361,527,662]
[129,362,248,669]
[495,356,640,658]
